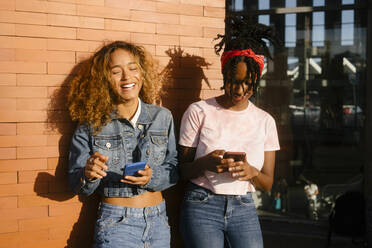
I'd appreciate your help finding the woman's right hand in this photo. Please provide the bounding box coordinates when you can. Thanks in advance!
[84,152,109,180]
[178,146,234,180]
[200,150,233,173]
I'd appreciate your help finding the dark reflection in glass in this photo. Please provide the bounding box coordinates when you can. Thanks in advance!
[227,0,367,222]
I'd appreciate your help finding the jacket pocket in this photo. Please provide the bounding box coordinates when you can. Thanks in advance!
[93,135,123,166]
[95,214,127,244]
[183,187,210,203]
[238,194,255,207]
[149,131,168,163]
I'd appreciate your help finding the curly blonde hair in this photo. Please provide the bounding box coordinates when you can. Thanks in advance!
[67,41,164,134]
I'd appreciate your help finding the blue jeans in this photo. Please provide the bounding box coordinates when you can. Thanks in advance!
[93,201,170,248]
[180,183,263,248]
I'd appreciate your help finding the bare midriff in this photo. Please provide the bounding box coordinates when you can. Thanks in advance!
[102,191,163,208]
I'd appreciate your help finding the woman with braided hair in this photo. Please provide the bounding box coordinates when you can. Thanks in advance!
[178,17,281,248]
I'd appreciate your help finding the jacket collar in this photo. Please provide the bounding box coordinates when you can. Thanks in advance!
[110,99,153,125]
[137,99,153,124]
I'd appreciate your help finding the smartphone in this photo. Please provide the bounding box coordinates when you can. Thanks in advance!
[223,152,246,161]
[124,161,146,177]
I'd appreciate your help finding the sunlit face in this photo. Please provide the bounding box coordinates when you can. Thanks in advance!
[224,61,254,107]
[109,48,142,103]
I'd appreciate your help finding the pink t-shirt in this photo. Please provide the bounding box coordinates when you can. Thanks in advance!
[179,97,280,195]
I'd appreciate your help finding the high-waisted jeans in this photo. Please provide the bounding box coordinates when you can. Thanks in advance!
[93,201,170,248]
[180,183,263,248]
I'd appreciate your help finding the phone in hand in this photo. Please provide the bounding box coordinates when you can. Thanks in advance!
[124,161,146,177]
[223,152,246,161]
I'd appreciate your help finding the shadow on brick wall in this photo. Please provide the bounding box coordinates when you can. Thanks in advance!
[34,59,99,248]
[160,47,211,248]
[160,47,211,133]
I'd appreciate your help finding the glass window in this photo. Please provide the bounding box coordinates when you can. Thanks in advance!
[259,0,270,10]
[313,0,324,6]
[259,15,271,48]
[341,10,354,46]
[234,0,243,11]
[286,13,296,23]
[285,26,297,47]
[342,0,355,4]
[286,0,297,8]
[285,14,297,47]
[312,11,324,25]
[227,0,367,225]
[312,12,324,46]
[287,57,299,81]
[342,9,354,23]
[259,15,270,26]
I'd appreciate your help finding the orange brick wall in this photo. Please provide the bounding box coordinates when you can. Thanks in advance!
[0,0,225,247]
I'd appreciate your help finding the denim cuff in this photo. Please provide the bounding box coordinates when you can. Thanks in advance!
[142,171,158,191]
[78,169,101,195]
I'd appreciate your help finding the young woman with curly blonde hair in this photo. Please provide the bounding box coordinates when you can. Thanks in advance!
[67,40,178,248]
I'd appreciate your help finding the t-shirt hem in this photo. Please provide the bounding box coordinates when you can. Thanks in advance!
[178,141,197,148]
[190,179,255,195]
[264,147,280,151]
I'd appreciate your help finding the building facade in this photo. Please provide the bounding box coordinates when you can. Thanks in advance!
[228,0,371,247]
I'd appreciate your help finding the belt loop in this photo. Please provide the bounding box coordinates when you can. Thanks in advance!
[144,206,151,217]
[123,207,128,218]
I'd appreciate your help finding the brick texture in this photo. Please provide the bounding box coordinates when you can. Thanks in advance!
[0,1,225,247]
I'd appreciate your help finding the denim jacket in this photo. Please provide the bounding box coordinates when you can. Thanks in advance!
[68,101,179,197]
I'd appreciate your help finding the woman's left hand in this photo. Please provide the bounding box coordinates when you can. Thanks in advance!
[120,165,152,186]
[228,159,259,181]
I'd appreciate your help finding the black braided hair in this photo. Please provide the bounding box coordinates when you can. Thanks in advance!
[215,16,280,92]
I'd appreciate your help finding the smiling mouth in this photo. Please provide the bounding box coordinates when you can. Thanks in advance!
[232,91,249,102]
[120,83,135,90]
[233,92,243,98]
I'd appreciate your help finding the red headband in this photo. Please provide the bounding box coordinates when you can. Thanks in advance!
[220,49,265,75]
